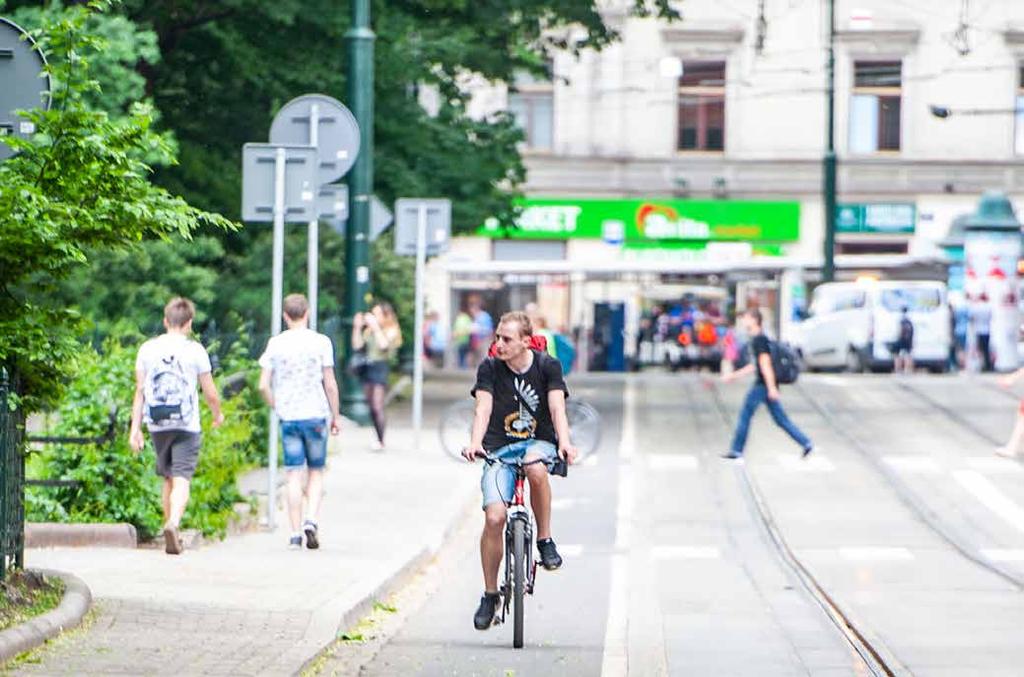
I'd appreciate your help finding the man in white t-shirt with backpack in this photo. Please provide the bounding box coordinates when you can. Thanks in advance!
[259,294,341,550]
[130,297,224,555]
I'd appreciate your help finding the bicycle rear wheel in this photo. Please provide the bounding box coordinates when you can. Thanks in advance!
[567,399,602,459]
[512,518,526,649]
[438,398,475,462]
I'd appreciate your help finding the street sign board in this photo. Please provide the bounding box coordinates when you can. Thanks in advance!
[269,94,360,185]
[0,18,51,161]
[371,196,393,241]
[318,183,348,230]
[241,143,318,223]
[394,198,451,256]
[836,203,916,234]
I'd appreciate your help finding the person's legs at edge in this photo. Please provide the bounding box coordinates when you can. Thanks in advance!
[161,477,172,525]
[525,457,552,540]
[997,406,1024,458]
[766,398,814,454]
[727,385,765,457]
[979,334,992,371]
[167,476,191,527]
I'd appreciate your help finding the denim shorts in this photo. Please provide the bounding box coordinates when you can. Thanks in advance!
[480,439,557,509]
[281,418,328,469]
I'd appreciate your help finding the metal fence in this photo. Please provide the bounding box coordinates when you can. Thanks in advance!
[0,368,24,578]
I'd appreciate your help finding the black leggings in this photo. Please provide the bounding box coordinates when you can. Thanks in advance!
[362,382,386,443]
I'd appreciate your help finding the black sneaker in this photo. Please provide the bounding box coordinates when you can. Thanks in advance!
[473,592,500,630]
[537,538,563,571]
[288,535,302,550]
[721,450,744,460]
[303,521,319,550]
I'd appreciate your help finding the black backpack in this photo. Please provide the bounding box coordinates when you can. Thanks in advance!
[769,340,800,385]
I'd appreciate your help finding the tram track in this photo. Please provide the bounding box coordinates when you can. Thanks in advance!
[690,378,902,677]
[789,379,1024,592]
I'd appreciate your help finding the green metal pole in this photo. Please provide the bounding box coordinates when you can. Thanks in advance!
[822,0,837,282]
[341,0,374,424]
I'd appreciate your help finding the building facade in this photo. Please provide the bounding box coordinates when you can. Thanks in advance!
[427,0,1024,368]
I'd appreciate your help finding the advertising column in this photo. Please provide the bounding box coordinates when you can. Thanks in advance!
[963,192,1021,372]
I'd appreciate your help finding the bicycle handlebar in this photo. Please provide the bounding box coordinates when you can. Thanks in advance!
[471,450,548,467]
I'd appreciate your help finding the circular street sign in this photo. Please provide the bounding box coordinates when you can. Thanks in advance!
[0,17,52,161]
[269,93,360,185]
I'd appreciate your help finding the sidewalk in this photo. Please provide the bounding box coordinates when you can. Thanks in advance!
[13,416,478,676]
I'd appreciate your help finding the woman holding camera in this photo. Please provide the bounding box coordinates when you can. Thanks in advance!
[351,302,403,450]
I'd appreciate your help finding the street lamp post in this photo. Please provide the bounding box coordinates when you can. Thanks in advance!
[341,0,375,424]
[822,0,837,283]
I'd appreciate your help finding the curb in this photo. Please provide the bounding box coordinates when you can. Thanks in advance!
[0,569,92,664]
[296,486,479,673]
[25,523,137,549]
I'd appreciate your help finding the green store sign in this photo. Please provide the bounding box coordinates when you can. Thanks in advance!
[836,203,915,234]
[480,198,800,243]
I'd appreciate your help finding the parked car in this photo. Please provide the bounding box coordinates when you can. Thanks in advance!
[794,280,951,372]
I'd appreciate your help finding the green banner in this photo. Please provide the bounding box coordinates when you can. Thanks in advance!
[836,203,915,234]
[480,198,800,243]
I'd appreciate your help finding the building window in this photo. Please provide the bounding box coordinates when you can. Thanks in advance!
[850,60,902,153]
[677,60,726,152]
[1015,64,1024,154]
[509,70,553,150]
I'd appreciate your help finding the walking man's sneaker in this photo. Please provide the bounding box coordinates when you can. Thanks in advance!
[537,538,563,571]
[303,520,319,550]
[721,450,744,460]
[288,535,302,550]
[473,592,501,630]
[802,445,815,458]
[164,526,183,555]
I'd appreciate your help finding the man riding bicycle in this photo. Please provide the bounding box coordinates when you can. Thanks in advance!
[463,311,578,631]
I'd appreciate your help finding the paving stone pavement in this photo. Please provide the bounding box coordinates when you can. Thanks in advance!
[11,409,478,676]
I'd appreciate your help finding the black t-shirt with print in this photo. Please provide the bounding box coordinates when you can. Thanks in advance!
[750,334,771,384]
[471,350,569,451]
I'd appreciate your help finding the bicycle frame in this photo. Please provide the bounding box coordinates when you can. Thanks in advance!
[480,454,541,625]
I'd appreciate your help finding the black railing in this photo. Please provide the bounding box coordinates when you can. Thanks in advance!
[0,368,25,578]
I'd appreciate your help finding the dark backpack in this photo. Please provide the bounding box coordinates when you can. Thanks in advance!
[769,340,800,385]
[899,317,914,343]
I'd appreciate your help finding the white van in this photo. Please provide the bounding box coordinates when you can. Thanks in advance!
[794,280,951,372]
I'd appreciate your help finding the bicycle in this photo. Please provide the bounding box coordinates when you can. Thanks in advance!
[440,398,601,462]
[474,451,558,649]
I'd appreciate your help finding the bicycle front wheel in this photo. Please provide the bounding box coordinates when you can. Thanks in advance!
[438,398,476,462]
[512,518,526,649]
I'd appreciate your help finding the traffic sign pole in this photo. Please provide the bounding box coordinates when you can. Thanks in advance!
[307,103,320,329]
[267,146,286,531]
[412,204,427,451]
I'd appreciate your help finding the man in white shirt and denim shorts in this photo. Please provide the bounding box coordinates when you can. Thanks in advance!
[130,297,224,555]
[259,294,341,550]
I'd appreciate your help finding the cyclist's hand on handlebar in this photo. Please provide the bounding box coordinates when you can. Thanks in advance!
[558,442,578,465]
[463,446,485,462]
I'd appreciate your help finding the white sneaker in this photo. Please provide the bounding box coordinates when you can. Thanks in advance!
[370,439,385,452]
[995,446,1019,459]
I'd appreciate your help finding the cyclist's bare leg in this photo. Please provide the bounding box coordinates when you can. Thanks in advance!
[481,502,506,593]
[525,458,552,540]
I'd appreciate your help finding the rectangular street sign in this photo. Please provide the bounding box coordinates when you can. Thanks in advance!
[241,143,318,223]
[836,203,916,234]
[394,198,451,256]
[318,183,348,232]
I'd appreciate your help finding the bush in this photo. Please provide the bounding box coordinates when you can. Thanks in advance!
[26,329,263,540]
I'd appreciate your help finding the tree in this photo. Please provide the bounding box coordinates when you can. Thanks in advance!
[0,1,234,410]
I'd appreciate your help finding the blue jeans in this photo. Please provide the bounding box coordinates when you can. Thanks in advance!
[281,418,328,469]
[730,385,812,455]
[480,439,558,509]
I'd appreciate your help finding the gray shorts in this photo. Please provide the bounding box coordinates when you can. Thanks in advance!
[151,430,201,479]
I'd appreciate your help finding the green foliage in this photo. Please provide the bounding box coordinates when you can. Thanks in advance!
[0,1,235,410]
[26,330,263,539]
